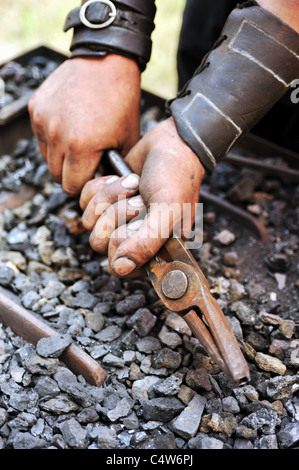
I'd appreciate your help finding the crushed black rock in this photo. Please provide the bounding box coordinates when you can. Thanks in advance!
[0,64,298,449]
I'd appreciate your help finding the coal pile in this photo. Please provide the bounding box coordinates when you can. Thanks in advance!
[0,57,60,109]
[0,68,298,450]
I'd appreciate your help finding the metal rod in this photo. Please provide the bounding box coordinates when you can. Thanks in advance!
[106,149,132,177]
[200,188,269,243]
[226,153,299,181]
[0,290,107,387]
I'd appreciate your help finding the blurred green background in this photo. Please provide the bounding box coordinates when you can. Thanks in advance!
[0,0,186,98]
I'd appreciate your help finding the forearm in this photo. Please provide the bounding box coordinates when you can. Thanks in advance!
[259,0,299,33]
[169,2,299,174]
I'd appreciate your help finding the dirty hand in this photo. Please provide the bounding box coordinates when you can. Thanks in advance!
[79,117,206,277]
[28,54,141,196]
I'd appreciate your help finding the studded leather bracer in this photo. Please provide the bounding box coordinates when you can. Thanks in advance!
[168,2,299,173]
[64,0,156,71]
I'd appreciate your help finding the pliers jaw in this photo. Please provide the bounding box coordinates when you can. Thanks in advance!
[147,235,251,386]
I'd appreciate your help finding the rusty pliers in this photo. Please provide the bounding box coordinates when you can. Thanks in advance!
[106,150,250,386]
[146,235,250,385]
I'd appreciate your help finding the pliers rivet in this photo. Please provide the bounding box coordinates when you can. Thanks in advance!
[161,270,188,300]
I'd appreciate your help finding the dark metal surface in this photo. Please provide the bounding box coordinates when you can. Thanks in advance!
[238,132,299,168]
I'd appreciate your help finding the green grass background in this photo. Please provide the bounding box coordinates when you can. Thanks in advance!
[0,0,186,98]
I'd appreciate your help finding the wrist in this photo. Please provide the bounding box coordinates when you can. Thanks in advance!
[165,117,206,182]
[70,51,141,77]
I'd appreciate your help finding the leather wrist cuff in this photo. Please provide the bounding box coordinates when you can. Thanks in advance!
[64,0,156,71]
[168,2,299,173]
[98,0,156,19]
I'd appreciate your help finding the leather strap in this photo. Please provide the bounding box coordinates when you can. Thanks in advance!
[169,4,299,173]
[64,5,153,36]
[98,0,156,19]
[65,0,156,71]
[70,25,152,69]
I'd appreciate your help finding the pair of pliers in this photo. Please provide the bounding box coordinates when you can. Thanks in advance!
[106,150,250,385]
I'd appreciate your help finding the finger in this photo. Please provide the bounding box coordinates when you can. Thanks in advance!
[81,173,140,231]
[80,173,140,211]
[30,116,48,161]
[37,140,48,162]
[47,142,65,184]
[89,195,145,254]
[124,136,150,175]
[108,221,146,278]
[62,145,104,196]
[109,202,181,277]
[80,176,120,210]
[43,119,65,184]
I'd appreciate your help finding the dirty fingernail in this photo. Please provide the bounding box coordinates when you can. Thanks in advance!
[113,257,137,276]
[121,174,139,190]
[106,176,119,184]
[128,195,144,208]
[128,219,144,232]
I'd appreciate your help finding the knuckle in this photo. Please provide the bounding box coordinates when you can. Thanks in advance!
[27,97,35,115]
[47,119,61,142]
[89,232,108,254]
[67,133,87,156]
[85,178,105,194]
[81,212,94,230]
[63,182,80,197]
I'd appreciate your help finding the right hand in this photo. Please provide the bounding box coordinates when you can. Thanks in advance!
[28,54,141,196]
[79,117,206,277]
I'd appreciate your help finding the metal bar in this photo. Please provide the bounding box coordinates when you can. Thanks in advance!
[200,188,269,243]
[0,290,107,387]
[226,153,299,181]
[238,132,299,168]
[107,149,132,177]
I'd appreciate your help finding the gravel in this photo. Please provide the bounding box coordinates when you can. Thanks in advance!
[0,57,60,110]
[0,67,298,450]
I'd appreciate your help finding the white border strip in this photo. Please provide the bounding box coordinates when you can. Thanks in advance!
[230,20,296,87]
[181,93,242,165]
